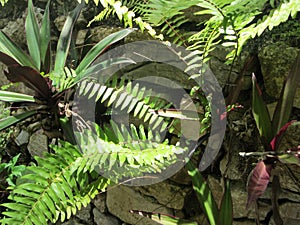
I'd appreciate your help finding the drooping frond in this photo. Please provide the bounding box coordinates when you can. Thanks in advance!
[0,141,111,225]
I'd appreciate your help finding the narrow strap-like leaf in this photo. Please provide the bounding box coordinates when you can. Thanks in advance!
[54,2,84,73]
[75,28,134,76]
[0,31,35,68]
[186,160,219,225]
[0,90,35,102]
[26,0,41,70]
[272,52,300,134]
[0,110,37,131]
[219,180,233,225]
[252,73,273,145]
[5,65,51,99]
[40,0,51,71]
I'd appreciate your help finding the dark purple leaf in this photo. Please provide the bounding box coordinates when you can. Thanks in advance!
[0,52,20,66]
[269,120,296,151]
[246,160,272,209]
[4,65,51,100]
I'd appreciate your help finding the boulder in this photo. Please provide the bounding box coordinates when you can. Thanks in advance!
[258,42,300,108]
[106,185,172,225]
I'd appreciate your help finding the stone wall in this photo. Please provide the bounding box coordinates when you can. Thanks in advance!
[0,1,300,225]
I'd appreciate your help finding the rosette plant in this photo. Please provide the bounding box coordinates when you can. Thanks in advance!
[244,53,300,224]
[0,0,133,140]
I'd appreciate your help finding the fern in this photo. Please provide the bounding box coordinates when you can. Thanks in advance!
[75,121,188,183]
[0,0,8,6]
[236,0,300,57]
[77,74,171,132]
[0,141,111,224]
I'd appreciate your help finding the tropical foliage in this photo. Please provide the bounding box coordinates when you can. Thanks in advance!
[0,1,214,224]
[83,0,300,64]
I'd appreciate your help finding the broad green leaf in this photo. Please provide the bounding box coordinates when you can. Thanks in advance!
[26,0,41,70]
[0,31,35,68]
[219,180,233,225]
[40,0,51,67]
[54,2,84,74]
[252,74,273,144]
[76,28,134,76]
[186,160,219,225]
[0,110,37,131]
[0,90,35,102]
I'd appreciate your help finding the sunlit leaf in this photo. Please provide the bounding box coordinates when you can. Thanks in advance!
[40,0,51,69]
[186,160,219,225]
[0,90,35,102]
[26,0,41,70]
[54,3,84,74]
[0,32,35,68]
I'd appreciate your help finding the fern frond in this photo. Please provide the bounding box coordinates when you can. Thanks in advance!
[78,76,169,132]
[0,141,111,225]
[75,122,188,183]
[237,0,300,56]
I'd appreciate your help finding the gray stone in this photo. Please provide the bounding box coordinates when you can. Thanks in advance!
[136,181,188,210]
[56,218,85,225]
[169,167,191,185]
[75,204,91,222]
[27,129,48,158]
[15,130,30,146]
[258,42,300,108]
[269,202,300,225]
[106,185,172,225]
[93,208,120,225]
[208,178,271,220]
[209,45,251,91]
[2,18,26,48]
[93,193,107,213]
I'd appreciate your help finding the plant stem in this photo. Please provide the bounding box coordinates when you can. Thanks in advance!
[271,175,283,225]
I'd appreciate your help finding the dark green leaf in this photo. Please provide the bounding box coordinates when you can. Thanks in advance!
[40,0,51,69]
[219,180,233,225]
[54,3,84,74]
[252,73,273,144]
[26,0,41,70]
[0,31,35,68]
[75,28,134,76]
[272,53,300,134]
[0,110,37,131]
